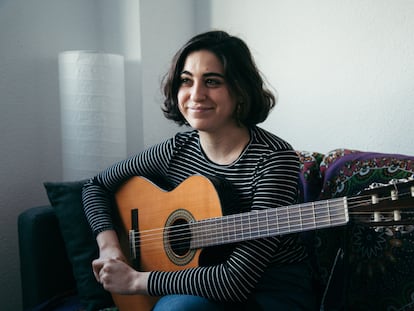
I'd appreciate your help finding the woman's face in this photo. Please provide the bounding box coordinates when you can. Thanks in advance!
[177,50,238,133]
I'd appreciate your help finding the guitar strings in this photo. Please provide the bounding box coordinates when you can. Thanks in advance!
[128,192,413,254]
[129,194,402,253]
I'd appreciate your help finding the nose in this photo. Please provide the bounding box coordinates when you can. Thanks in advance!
[190,81,206,102]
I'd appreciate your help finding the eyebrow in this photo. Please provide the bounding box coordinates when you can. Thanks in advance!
[180,70,225,79]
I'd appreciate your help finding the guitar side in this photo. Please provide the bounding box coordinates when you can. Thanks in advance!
[113,175,225,311]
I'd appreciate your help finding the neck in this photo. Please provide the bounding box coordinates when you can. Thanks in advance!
[199,126,250,165]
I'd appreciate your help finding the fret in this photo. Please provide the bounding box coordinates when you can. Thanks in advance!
[219,218,226,244]
[257,210,271,237]
[189,220,204,249]
[287,205,302,233]
[264,217,272,235]
[275,206,287,234]
[234,214,243,242]
[225,216,236,242]
[259,211,268,237]
[314,201,331,228]
[300,203,317,231]
[249,210,261,239]
[221,216,229,244]
[206,219,216,246]
[329,200,348,225]
[246,212,252,240]
[267,208,279,236]
[311,202,317,228]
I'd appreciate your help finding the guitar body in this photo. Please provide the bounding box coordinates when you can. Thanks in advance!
[113,175,226,311]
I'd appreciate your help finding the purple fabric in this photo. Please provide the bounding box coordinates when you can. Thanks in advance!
[296,151,324,203]
[319,148,414,199]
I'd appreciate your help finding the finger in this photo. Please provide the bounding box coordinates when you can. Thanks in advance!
[92,259,104,282]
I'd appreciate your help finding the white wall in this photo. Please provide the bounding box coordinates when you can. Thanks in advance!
[1,1,413,310]
[207,0,414,155]
[139,0,195,147]
[99,0,144,155]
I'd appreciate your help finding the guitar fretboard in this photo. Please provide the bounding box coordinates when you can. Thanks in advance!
[190,197,349,249]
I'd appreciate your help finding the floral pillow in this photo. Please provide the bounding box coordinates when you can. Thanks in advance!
[319,148,414,199]
[296,151,324,203]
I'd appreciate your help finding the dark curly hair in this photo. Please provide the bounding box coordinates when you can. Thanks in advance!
[161,30,276,127]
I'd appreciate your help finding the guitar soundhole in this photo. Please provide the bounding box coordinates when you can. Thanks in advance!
[164,209,196,266]
[169,219,191,256]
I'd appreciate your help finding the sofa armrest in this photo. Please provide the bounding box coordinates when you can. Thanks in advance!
[18,205,76,310]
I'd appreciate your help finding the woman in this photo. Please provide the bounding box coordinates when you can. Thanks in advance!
[82,30,317,310]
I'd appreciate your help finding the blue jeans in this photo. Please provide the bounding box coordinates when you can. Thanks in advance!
[152,295,227,311]
[152,261,317,311]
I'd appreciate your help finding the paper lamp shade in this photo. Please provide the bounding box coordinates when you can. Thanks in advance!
[58,51,126,181]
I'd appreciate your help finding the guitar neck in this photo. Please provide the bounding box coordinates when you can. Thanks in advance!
[190,197,349,249]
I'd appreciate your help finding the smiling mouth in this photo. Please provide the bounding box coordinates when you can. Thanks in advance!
[189,106,213,112]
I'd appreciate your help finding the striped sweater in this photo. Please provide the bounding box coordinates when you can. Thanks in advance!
[82,126,307,302]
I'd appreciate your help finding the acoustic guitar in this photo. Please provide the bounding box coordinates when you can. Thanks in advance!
[111,175,414,311]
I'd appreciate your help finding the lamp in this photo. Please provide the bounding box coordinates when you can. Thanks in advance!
[58,51,126,181]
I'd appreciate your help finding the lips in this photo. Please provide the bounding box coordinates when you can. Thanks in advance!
[188,105,213,112]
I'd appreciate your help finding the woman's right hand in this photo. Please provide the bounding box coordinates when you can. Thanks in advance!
[93,230,126,283]
[92,230,149,294]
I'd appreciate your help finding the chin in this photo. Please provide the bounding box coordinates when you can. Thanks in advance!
[187,120,210,131]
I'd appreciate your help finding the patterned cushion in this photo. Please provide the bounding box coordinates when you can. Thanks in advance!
[317,148,414,311]
[319,148,414,198]
[296,151,324,203]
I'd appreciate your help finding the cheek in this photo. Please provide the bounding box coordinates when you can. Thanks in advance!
[178,88,192,113]
[177,92,185,113]
[177,89,186,105]
[224,98,238,116]
[178,103,185,117]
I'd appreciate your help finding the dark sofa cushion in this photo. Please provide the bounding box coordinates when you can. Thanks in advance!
[18,206,76,310]
[44,180,114,311]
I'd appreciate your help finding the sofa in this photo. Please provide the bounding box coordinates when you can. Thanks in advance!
[18,148,414,311]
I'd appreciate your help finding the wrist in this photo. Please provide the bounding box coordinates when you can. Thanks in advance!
[96,230,124,259]
[134,271,150,295]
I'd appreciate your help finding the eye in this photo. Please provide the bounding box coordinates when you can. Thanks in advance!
[180,77,192,86]
[205,79,222,87]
